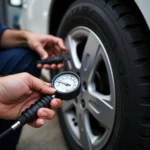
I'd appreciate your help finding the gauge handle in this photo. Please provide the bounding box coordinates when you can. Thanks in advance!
[36,57,63,65]
[17,95,53,125]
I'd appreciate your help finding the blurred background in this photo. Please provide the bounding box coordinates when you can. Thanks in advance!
[0,0,20,29]
[0,1,68,150]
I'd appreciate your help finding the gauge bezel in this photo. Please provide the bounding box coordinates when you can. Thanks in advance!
[51,71,81,100]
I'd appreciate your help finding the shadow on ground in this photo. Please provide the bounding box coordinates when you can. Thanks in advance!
[16,115,68,150]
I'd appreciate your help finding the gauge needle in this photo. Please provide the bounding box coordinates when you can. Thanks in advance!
[57,81,71,86]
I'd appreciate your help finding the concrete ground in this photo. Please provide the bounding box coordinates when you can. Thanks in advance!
[16,115,69,150]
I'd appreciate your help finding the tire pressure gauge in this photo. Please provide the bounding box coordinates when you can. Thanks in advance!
[0,71,81,140]
[52,71,81,100]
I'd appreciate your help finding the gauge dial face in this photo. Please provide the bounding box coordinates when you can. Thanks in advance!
[53,73,79,93]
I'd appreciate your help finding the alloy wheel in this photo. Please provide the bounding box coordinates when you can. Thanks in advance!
[62,26,116,150]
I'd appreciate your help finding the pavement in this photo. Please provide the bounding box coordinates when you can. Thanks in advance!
[16,116,69,150]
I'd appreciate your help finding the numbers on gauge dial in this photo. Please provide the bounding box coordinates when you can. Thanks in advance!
[54,74,79,93]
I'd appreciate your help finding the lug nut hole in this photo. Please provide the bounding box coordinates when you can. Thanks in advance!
[81,99,85,108]
[83,81,87,91]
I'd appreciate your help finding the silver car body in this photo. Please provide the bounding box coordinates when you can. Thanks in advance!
[20,0,150,35]
[135,0,150,29]
[20,0,52,34]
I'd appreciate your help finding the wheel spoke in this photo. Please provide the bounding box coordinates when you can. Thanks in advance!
[65,36,79,72]
[80,32,101,80]
[62,100,74,112]
[100,47,115,102]
[87,92,114,130]
[77,112,92,150]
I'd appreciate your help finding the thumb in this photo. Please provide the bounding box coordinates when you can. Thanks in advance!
[36,45,48,60]
[28,75,56,94]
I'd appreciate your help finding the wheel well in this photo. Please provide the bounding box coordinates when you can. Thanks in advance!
[49,0,74,35]
[49,0,149,36]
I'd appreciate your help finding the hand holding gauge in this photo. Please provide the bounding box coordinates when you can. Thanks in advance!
[0,71,81,139]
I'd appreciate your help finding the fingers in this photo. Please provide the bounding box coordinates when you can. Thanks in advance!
[57,39,67,50]
[29,118,45,128]
[57,64,64,69]
[44,64,57,69]
[24,73,56,94]
[37,98,62,119]
[37,108,55,120]
[35,45,48,59]
[37,63,64,70]
[50,98,63,108]
[28,98,62,128]
[43,64,64,69]
[37,63,42,68]
[48,36,67,51]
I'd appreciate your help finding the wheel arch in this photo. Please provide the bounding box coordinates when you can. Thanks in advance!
[49,0,150,36]
[48,0,75,35]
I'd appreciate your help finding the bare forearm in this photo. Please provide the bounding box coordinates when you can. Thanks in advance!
[1,29,29,48]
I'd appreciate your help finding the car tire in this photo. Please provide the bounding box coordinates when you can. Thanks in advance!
[53,0,150,150]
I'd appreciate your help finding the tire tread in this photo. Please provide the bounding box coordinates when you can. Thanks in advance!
[106,0,150,148]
